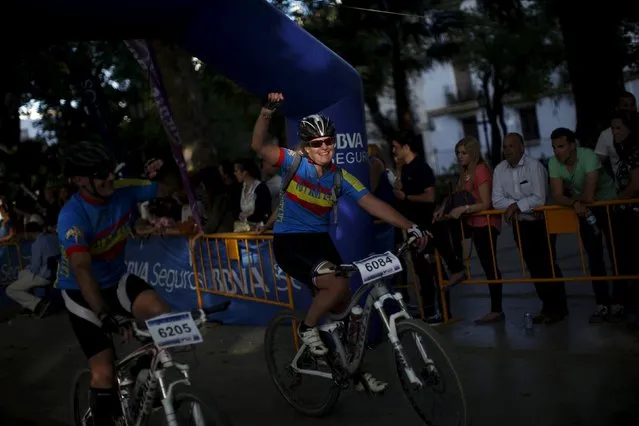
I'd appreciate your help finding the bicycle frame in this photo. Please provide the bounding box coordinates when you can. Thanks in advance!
[79,343,196,426]
[289,278,425,389]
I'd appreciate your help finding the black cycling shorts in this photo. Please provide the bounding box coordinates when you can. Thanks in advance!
[62,273,153,359]
[273,232,342,292]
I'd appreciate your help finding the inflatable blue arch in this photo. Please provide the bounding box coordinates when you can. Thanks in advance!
[22,0,373,265]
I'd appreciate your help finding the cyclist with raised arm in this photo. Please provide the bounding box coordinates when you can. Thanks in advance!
[252,93,429,393]
[56,141,177,426]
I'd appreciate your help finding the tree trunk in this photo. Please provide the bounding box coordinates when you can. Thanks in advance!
[0,90,21,148]
[555,4,625,148]
[486,107,502,166]
[387,19,427,159]
[150,40,217,171]
[365,89,396,136]
[0,49,21,150]
[480,78,502,165]
[489,81,507,165]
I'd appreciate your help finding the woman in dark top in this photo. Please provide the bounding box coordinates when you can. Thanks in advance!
[219,160,241,219]
[203,168,234,234]
[610,111,639,309]
[611,111,639,198]
[233,158,272,224]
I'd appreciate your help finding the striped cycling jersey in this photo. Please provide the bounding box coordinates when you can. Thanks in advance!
[273,148,369,233]
[55,180,157,290]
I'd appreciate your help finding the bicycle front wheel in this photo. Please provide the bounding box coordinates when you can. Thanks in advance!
[161,390,232,426]
[393,319,468,426]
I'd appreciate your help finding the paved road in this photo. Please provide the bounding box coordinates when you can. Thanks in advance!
[1,226,639,425]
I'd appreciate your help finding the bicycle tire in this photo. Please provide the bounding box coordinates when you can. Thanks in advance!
[70,369,91,426]
[264,309,340,417]
[162,390,233,426]
[393,319,469,426]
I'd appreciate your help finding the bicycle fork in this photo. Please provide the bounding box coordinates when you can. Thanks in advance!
[133,351,195,426]
[372,288,425,389]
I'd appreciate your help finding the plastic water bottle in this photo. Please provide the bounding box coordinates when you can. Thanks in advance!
[347,306,364,346]
[524,313,533,332]
[585,212,600,236]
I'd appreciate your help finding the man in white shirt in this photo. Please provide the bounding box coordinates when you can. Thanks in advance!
[594,91,636,175]
[492,133,567,324]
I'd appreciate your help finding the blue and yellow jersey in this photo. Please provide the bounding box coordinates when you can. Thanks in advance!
[55,181,158,290]
[273,148,369,234]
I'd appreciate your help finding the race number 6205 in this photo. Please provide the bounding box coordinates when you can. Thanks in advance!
[157,323,192,338]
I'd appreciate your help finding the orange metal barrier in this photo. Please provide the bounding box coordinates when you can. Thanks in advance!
[435,199,639,323]
[391,227,425,320]
[190,232,296,311]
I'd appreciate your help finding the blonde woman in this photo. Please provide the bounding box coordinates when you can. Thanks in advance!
[433,137,504,324]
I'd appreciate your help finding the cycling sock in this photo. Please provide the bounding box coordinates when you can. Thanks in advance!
[89,387,118,426]
[299,322,312,332]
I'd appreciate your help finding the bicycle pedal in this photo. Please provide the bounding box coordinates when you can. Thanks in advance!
[353,373,389,395]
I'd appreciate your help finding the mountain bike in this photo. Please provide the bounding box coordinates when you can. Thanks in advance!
[264,239,468,425]
[71,301,233,426]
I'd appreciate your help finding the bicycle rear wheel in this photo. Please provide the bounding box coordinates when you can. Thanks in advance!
[264,309,340,417]
[393,319,468,426]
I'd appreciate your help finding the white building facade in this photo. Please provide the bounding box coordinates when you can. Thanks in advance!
[368,62,639,175]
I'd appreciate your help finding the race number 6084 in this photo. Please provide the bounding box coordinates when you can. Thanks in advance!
[364,257,390,272]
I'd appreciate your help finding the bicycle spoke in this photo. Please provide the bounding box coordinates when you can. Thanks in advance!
[394,319,468,426]
[264,310,341,417]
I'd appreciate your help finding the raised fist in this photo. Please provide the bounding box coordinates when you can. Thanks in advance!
[263,92,284,112]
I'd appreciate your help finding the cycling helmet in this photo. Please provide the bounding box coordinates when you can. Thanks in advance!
[62,141,116,178]
[298,114,336,141]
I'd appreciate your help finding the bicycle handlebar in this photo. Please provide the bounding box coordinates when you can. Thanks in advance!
[132,300,232,339]
[320,236,417,277]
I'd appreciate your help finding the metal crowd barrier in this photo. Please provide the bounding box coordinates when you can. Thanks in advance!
[434,198,639,323]
[189,232,296,311]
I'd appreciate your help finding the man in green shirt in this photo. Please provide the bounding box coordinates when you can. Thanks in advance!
[549,128,625,323]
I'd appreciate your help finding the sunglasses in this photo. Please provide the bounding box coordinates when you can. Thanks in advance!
[92,165,116,180]
[307,137,335,148]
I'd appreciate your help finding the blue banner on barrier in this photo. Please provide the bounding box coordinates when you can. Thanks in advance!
[124,236,311,326]
[1,236,313,327]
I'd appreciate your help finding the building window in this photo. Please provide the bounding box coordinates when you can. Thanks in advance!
[519,106,540,143]
[460,116,479,139]
[452,59,474,102]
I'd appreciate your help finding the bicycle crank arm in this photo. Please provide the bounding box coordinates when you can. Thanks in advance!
[290,344,333,380]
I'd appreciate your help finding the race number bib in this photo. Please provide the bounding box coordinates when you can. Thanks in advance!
[353,251,403,284]
[145,312,203,349]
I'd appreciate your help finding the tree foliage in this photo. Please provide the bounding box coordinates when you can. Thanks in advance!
[11,40,268,179]
[450,1,564,162]
[274,0,460,143]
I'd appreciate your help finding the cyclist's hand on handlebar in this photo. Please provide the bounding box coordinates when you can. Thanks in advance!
[99,312,134,343]
[407,224,430,252]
